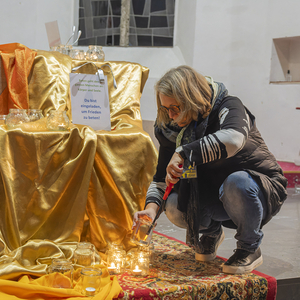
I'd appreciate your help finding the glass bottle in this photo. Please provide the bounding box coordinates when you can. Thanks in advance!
[46,110,70,131]
[86,45,105,62]
[5,109,30,129]
[27,109,44,122]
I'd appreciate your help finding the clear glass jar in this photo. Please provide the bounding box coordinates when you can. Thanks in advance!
[130,251,150,277]
[131,217,155,247]
[70,49,86,60]
[59,44,73,55]
[80,267,102,296]
[106,248,126,275]
[86,45,105,62]
[27,109,44,122]
[5,109,30,129]
[106,242,125,252]
[73,242,96,267]
[0,115,7,125]
[46,110,70,131]
[50,46,60,52]
[138,243,155,267]
[47,258,74,288]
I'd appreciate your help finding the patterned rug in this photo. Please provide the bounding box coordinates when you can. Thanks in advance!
[115,232,276,300]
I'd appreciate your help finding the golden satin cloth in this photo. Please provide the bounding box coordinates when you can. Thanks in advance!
[0,49,158,294]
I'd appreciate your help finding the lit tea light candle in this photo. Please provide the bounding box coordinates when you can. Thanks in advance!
[132,265,142,275]
[85,287,96,296]
[108,262,116,270]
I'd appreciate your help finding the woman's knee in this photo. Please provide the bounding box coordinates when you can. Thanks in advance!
[165,193,187,229]
[219,171,257,205]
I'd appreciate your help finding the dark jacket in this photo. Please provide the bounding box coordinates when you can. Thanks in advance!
[149,95,287,234]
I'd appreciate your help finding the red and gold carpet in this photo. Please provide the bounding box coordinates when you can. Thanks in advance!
[115,232,277,300]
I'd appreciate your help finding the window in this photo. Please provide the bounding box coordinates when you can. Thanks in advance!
[78,0,175,47]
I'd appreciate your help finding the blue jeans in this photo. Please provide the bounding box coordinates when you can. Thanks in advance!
[165,171,268,252]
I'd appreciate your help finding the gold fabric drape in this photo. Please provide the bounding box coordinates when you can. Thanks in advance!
[0,49,158,285]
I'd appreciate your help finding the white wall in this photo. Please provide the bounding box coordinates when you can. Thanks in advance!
[192,0,300,162]
[173,0,197,66]
[0,0,299,162]
[0,0,78,49]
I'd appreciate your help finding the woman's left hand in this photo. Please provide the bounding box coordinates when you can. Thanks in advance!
[166,152,184,186]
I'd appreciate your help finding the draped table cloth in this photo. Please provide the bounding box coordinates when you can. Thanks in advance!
[0,48,158,280]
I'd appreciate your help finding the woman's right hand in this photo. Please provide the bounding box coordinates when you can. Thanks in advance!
[166,152,184,187]
[132,203,158,228]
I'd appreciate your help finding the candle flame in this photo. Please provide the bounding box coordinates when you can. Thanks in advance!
[134,265,141,271]
[110,262,116,268]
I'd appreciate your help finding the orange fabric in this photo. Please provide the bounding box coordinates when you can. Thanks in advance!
[0,265,122,300]
[0,43,36,114]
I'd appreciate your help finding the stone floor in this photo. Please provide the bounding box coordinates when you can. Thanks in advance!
[155,188,300,299]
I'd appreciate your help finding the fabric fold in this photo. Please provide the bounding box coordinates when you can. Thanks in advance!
[0,43,37,114]
[0,50,157,299]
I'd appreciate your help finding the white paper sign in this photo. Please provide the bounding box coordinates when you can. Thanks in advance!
[69,73,111,131]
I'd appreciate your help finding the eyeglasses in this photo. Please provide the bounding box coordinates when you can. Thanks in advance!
[160,104,181,114]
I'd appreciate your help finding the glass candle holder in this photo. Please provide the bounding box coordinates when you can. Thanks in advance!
[5,109,30,129]
[106,248,126,275]
[80,267,102,296]
[70,49,86,60]
[73,242,96,267]
[106,242,125,252]
[27,109,44,122]
[86,45,105,62]
[138,243,155,267]
[59,44,73,55]
[50,46,60,52]
[0,115,6,125]
[131,217,155,247]
[47,258,74,288]
[46,110,70,131]
[130,251,150,277]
